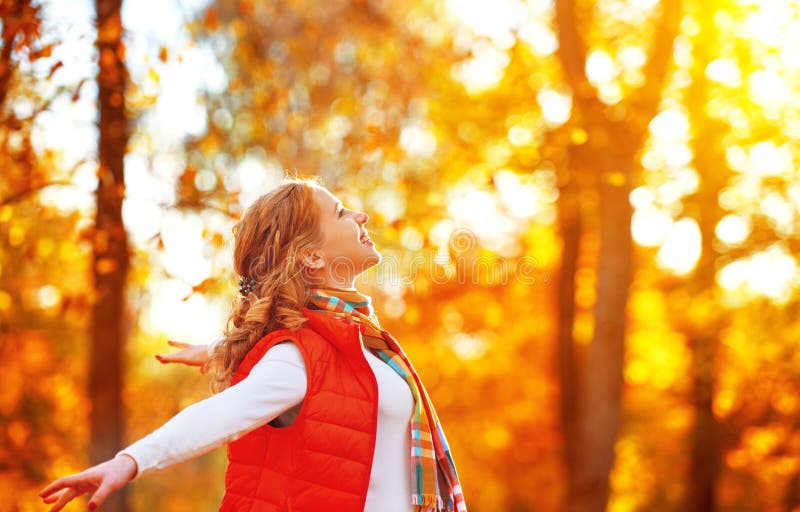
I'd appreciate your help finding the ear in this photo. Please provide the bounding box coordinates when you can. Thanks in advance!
[301,250,325,270]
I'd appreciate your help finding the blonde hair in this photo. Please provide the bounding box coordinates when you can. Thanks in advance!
[207,176,324,392]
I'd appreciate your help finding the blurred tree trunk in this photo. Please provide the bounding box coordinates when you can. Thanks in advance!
[90,1,129,511]
[556,177,581,480]
[553,1,683,510]
[785,471,800,510]
[681,5,727,510]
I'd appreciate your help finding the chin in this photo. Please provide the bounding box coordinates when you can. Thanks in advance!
[361,248,382,270]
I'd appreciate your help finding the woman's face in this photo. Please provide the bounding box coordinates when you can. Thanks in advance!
[306,185,381,287]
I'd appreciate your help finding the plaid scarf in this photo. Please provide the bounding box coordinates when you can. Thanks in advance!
[307,286,467,512]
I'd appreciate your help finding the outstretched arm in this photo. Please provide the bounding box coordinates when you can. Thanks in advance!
[121,341,306,479]
[39,341,306,511]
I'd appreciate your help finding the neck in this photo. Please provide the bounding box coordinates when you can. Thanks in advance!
[308,272,357,291]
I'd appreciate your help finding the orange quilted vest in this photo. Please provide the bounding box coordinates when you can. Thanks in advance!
[218,307,380,512]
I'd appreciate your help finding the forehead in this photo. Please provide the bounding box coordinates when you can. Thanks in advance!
[311,185,340,209]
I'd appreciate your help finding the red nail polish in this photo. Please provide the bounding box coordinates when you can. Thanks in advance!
[88,502,97,511]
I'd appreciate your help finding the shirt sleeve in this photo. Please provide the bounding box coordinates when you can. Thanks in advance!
[117,341,307,480]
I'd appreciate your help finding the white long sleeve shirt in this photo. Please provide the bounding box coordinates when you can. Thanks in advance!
[118,340,415,512]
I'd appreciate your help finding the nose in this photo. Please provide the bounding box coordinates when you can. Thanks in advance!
[355,211,369,225]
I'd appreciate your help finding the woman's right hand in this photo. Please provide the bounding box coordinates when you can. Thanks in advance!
[155,340,211,372]
[38,454,138,511]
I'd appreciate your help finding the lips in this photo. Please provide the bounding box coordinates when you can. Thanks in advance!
[360,230,373,246]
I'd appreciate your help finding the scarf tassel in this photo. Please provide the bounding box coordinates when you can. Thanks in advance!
[413,493,452,511]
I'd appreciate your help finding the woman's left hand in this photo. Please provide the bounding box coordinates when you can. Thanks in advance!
[155,340,211,373]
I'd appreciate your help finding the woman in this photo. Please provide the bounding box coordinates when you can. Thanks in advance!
[39,178,467,512]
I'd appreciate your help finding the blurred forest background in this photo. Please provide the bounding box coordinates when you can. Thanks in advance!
[2,0,800,510]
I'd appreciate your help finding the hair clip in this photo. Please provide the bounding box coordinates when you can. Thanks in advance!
[238,276,258,296]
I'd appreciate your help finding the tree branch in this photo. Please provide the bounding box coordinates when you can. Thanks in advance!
[0,180,77,206]
[554,0,598,104]
[627,0,684,136]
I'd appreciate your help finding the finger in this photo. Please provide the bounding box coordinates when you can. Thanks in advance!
[156,354,196,365]
[49,487,78,512]
[167,340,189,348]
[156,351,188,361]
[40,475,77,498]
[88,483,114,511]
[42,488,68,504]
